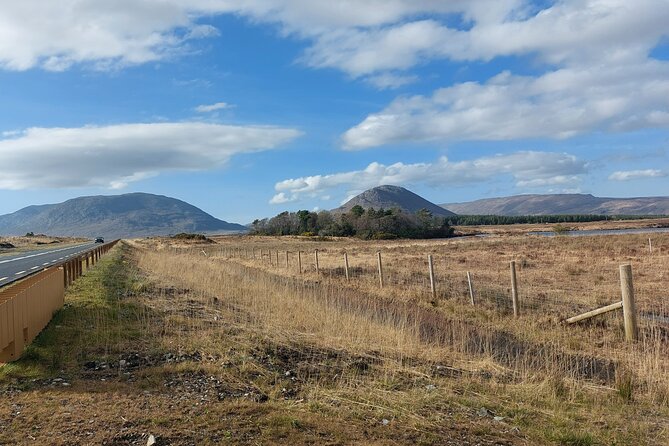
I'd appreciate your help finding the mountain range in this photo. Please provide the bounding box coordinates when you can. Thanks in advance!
[442,194,669,216]
[0,193,246,238]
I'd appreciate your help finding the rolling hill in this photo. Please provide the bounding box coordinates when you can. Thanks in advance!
[441,194,669,216]
[0,193,247,238]
[336,185,456,217]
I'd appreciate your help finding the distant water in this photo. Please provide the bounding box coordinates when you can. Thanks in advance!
[529,227,669,237]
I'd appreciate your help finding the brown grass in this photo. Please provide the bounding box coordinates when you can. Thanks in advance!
[2,231,669,444]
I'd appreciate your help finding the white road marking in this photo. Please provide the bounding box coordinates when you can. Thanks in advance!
[0,277,7,282]
[43,262,49,265]
[30,266,40,270]
[15,271,26,275]
[0,243,92,265]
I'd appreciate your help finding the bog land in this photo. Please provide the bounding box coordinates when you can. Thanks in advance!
[1,226,668,445]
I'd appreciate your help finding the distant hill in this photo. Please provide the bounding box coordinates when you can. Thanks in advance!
[0,193,247,238]
[336,185,456,217]
[441,194,669,216]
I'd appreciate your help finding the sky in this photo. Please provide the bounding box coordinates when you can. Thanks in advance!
[1,0,668,224]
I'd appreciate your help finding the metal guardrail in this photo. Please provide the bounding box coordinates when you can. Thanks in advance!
[0,240,119,363]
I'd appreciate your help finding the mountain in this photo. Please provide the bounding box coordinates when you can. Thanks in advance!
[0,193,247,238]
[336,185,456,217]
[441,194,669,216]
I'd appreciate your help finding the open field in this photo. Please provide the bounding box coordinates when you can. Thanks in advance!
[1,232,669,444]
[453,217,669,236]
[0,235,89,257]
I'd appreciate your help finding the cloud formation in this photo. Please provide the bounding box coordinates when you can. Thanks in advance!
[608,169,667,181]
[0,122,301,189]
[270,151,586,204]
[343,62,669,148]
[195,102,234,113]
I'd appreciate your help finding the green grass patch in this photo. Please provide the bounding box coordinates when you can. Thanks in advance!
[0,243,155,384]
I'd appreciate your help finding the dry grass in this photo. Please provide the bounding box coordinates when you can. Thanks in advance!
[0,235,88,256]
[2,231,669,444]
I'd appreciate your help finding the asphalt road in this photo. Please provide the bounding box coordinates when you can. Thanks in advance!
[0,243,96,288]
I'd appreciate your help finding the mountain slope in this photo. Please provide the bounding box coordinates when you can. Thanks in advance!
[337,185,456,217]
[441,194,669,216]
[0,193,247,238]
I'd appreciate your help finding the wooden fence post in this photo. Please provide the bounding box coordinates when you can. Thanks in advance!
[314,249,319,274]
[377,251,384,289]
[298,251,302,274]
[619,264,638,342]
[428,255,436,299]
[344,252,350,281]
[510,261,519,317]
[648,238,653,254]
[276,250,279,266]
[285,251,289,268]
[467,272,475,305]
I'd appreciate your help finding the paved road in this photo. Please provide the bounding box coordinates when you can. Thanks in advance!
[0,243,96,288]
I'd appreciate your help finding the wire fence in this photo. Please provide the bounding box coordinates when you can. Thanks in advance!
[170,232,669,339]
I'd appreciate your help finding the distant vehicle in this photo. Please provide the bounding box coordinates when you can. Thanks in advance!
[94,237,104,243]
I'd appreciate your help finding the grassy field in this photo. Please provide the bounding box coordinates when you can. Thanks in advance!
[1,231,668,444]
[0,235,89,257]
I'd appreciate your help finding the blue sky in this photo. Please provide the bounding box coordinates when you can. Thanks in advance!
[1,1,668,224]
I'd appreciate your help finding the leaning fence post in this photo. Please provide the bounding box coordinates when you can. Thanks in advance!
[510,260,519,317]
[619,264,638,342]
[467,271,475,305]
[298,251,302,274]
[377,251,384,289]
[428,254,436,299]
[344,252,350,281]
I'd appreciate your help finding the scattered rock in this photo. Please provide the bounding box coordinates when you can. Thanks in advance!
[381,419,390,426]
[493,416,505,422]
[147,434,156,446]
[477,407,493,418]
[425,384,437,392]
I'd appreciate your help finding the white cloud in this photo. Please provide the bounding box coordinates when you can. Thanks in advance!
[271,151,586,204]
[343,61,669,148]
[365,73,418,90]
[4,1,667,78]
[0,0,461,72]
[195,102,234,113]
[269,192,294,204]
[608,169,667,181]
[0,122,301,189]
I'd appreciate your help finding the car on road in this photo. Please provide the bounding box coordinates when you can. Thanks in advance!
[95,237,104,243]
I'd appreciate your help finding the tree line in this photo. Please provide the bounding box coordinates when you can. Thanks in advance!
[251,206,454,239]
[447,214,665,226]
